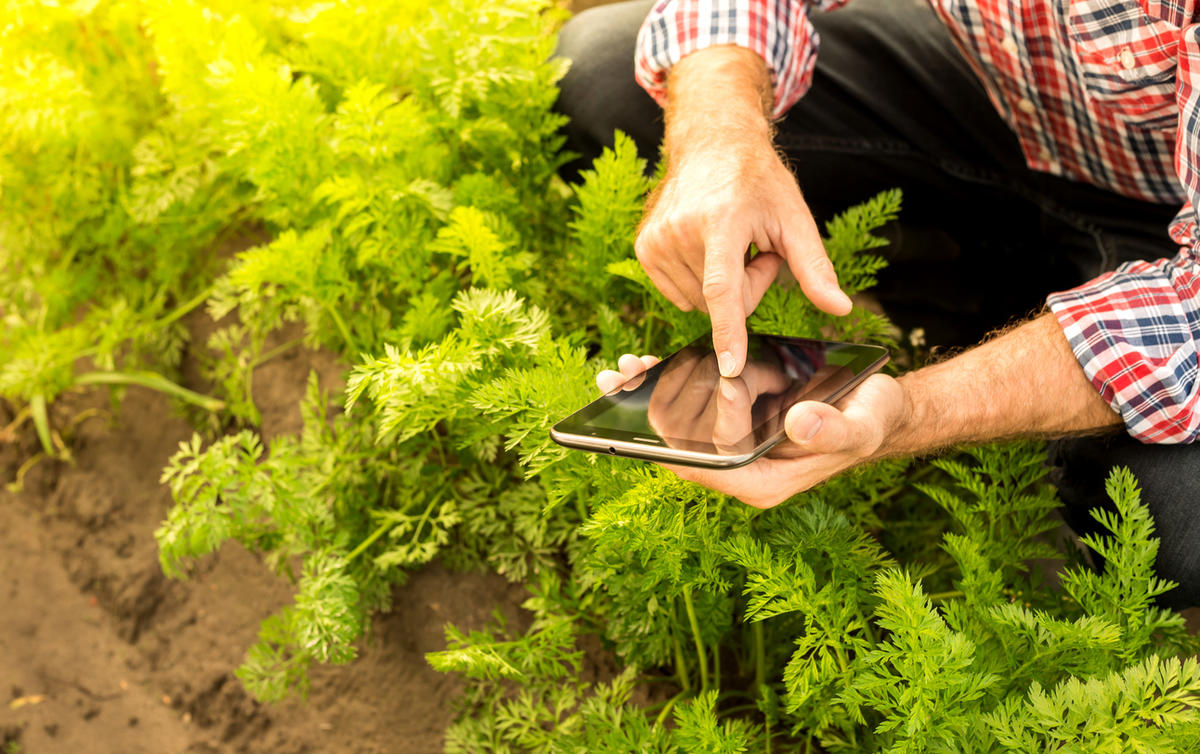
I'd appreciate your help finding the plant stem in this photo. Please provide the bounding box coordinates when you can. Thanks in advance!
[927,590,965,602]
[157,284,216,329]
[682,586,709,692]
[717,700,766,716]
[713,642,721,691]
[74,371,225,412]
[0,404,32,440]
[833,642,849,674]
[409,488,446,545]
[857,607,878,644]
[429,425,448,465]
[653,689,689,730]
[29,393,55,457]
[874,462,939,503]
[325,304,355,352]
[250,337,305,369]
[572,490,588,523]
[673,633,692,693]
[346,520,392,563]
[65,407,107,433]
[5,452,45,493]
[753,619,766,692]
[238,338,262,426]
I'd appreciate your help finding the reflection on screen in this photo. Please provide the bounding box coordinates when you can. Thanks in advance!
[586,336,837,455]
[586,370,662,435]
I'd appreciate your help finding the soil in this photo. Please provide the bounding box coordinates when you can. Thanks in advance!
[0,334,530,754]
[3,330,1199,754]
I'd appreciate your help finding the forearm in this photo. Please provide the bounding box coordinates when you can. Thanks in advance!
[663,46,774,160]
[884,313,1123,456]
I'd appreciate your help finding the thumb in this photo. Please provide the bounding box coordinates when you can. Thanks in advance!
[784,401,862,455]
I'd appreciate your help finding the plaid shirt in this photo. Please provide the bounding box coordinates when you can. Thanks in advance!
[635,0,1200,443]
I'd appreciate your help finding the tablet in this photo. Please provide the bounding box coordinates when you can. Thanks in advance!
[550,333,888,469]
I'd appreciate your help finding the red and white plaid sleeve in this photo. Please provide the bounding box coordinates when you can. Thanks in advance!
[1046,25,1200,444]
[634,0,850,119]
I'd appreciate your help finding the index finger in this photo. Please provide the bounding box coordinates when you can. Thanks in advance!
[779,216,852,316]
[712,377,755,453]
[702,230,751,379]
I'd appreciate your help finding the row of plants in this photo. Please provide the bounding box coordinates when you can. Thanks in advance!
[3,0,1200,750]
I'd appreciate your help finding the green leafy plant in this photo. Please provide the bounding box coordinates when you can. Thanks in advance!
[0,1,241,469]
[5,1,1197,750]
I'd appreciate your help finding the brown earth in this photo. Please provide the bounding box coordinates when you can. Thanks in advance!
[0,7,624,750]
[3,326,1199,754]
[9,5,1200,751]
[0,336,529,754]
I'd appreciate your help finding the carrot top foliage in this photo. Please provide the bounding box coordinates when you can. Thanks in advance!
[3,0,1199,750]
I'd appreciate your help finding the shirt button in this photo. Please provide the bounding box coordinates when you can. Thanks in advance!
[1017,97,1036,114]
[1119,46,1136,69]
[1038,147,1053,162]
[1001,36,1019,55]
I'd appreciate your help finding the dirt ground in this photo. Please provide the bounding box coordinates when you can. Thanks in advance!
[4,328,1200,754]
[1,7,623,750]
[0,337,530,754]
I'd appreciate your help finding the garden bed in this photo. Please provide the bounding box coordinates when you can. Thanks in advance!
[7,0,1200,750]
[0,343,527,754]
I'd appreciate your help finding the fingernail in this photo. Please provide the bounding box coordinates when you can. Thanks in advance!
[796,414,822,442]
[718,351,736,377]
[720,379,737,400]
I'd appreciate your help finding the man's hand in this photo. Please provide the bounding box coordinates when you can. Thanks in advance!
[667,374,905,507]
[596,314,1125,508]
[596,353,905,507]
[644,347,795,453]
[637,46,852,379]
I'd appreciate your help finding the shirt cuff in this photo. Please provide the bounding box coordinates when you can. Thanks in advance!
[633,0,820,119]
[1047,250,1200,443]
[1170,202,1197,247]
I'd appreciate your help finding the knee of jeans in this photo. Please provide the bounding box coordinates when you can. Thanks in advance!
[558,2,662,112]
[555,9,636,111]
[1155,542,1200,610]
[555,4,622,61]
[1053,436,1200,609]
[553,1,662,179]
[1112,454,1200,609]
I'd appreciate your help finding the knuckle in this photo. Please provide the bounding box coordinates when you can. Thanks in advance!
[695,201,730,226]
[702,274,735,303]
[689,199,745,236]
[634,234,651,262]
[860,426,886,457]
[804,253,835,276]
[635,228,662,263]
[710,318,735,341]
[662,214,702,248]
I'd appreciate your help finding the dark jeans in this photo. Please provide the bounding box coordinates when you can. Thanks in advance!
[555,0,1200,608]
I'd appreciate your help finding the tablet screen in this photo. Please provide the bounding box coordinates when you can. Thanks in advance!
[555,334,888,457]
